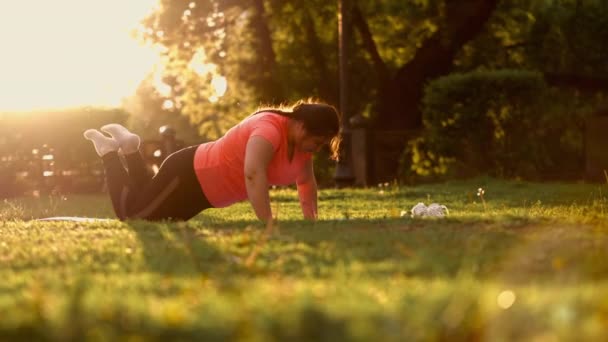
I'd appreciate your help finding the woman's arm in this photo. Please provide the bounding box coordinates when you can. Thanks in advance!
[244,136,275,223]
[296,158,318,220]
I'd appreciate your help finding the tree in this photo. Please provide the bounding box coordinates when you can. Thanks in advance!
[140,0,608,181]
[122,75,202,143]
[140,0,345,140]
[351,0,500,130]
[526,0,608,91]
[139,0,258,140]
[455,0,608,92]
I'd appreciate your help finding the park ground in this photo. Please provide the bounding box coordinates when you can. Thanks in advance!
[1,177,608,340]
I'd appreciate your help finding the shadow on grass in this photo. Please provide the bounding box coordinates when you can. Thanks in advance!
[124,220,243,277]
[176,215,528,281]
[123,213,608,285]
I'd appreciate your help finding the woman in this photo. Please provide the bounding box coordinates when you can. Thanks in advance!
[83,100,341,223]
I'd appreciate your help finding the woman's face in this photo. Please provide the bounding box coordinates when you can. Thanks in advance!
[291,121,333,153]
[298,134,330,153]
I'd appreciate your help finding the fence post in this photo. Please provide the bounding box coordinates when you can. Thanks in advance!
[585,114,608,182]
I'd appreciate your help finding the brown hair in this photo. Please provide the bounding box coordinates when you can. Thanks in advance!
[253,99,342,160]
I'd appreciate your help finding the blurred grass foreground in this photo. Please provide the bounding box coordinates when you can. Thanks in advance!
[1,178,608,340]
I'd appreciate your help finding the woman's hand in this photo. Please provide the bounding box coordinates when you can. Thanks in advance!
[244,136,274,223]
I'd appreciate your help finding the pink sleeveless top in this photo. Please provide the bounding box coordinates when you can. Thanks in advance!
[193,112,312,207]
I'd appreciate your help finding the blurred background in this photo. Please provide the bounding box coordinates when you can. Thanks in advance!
[2,0,608,199]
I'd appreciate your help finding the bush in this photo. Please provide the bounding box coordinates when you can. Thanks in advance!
[402,69,585,180]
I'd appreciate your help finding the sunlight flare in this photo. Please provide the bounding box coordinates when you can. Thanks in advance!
[189,49,217,76]
[211,75,228,97]
[0,0,161,111]
[497,290,516,309]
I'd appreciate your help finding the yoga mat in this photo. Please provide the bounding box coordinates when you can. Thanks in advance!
[35,216,113,222]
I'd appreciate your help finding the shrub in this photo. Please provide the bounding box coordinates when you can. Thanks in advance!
[403,69,574,180]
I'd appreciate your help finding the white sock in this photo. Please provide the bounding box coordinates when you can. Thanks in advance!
[101,123,141,154]
[83,129,119,157]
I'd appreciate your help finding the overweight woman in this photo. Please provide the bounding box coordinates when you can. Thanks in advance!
[83,100,341,223]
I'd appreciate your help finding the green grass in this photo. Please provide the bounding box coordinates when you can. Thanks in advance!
[1,177,608,341]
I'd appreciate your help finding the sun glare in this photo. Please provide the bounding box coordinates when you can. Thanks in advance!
[211,75,228,97]
[0,0,161,112]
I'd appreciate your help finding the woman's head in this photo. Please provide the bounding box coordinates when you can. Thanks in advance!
[255,99,342,160]
[290,101,340,137]
[290,100,341,159]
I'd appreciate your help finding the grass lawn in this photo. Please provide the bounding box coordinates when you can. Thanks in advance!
[1,177,608,341]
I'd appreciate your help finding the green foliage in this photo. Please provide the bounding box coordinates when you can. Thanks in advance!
[407,70,551,179]
[1,179,608,339]
[456,0,608,77]
[526,0,608,76]
[403,69,603,182]
[455,0,538,70]
[122,76,203,143]
[138,0,448,141]
[139,0,255,140]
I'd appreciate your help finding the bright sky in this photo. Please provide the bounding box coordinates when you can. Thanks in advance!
[0,0,161,112]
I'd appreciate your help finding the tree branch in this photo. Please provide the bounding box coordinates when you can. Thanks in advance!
[352,5,389,84]
[302,10,336,103]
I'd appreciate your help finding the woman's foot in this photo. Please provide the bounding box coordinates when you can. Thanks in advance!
[83,129,119,157]
[101,124,141,154]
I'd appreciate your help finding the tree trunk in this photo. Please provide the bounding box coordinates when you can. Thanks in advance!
[250,0,283,101]
[374,0,499,130]
[352,5,389,86]
[302,9,337,104]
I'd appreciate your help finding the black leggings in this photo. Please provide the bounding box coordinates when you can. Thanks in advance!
[101,145,212,221]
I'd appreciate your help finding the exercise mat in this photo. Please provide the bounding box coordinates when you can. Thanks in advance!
[35,216,113,222]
